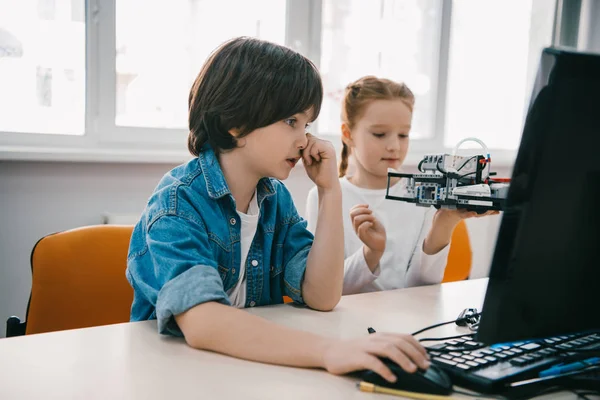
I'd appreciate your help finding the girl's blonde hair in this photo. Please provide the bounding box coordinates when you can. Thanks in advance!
[339,76,415,177]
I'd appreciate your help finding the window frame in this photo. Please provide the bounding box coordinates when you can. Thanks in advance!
[0,0,547,166]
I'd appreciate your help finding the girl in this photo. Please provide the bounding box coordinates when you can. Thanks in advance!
[126,39,429,383]
[307,76,496,295]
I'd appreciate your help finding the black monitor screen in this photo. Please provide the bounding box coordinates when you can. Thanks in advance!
[476,48,600,344]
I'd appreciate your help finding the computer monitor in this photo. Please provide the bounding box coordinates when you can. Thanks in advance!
[476,47,600,345]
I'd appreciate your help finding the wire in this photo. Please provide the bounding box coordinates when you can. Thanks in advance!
[573,391,600,399]
[456,155,478,172]
[425,344,488,354]
[418,333,475,343]
[452,137,490,159]
[570,389,594,400]
[452,389,507,399]
[458,171,477,180]
[451,137,491,178]
[452,379,600,400]
[412,320,455,336]
[411,313,481,336]
[436,157,447,174]
[549,346,600,354]
[511,385,579,400]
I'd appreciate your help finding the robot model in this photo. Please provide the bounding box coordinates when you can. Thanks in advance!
[386,138,510,212]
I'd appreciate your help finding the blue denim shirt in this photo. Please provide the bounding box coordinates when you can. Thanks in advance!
[126,145,313,336]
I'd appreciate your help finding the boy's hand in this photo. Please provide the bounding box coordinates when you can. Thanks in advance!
[350,204,386,253]
[321,333,431,383]
[302,133,338,190]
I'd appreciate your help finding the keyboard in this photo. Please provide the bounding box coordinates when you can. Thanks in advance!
[428,331,600,393]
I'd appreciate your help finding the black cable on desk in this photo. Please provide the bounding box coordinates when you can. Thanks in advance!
[570,389,593,400]
[418,333,475,343]
[411,313,480,336]
[452,389,507,399]
[576,391,600,399]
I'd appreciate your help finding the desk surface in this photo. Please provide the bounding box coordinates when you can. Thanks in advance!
[0,279,576,399]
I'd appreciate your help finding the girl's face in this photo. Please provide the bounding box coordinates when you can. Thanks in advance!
[234,110,312,181]
[345,99,412,179]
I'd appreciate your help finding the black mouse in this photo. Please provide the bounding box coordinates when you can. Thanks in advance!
[362,358,453,395]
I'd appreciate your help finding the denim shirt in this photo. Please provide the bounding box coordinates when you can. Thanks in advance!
[126,145,313,336]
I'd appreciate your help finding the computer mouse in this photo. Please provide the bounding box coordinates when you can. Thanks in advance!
[362,358,453,395]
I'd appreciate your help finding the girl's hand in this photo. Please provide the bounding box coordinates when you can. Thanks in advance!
[322,332,431,383]
[424,208,499,255]
[350,204,386,253]
[302,133,338,190]
[434,208,499,227]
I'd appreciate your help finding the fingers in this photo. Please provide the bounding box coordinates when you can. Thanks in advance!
[362,355,397,383]
[453,209,477,219]
[466,209,500,218]
[309,139,322,163]
[353,214,375,234]
[482,210,500,217]
[349,205,372,220]
[357,220,373,239]
[374,335,430,371]
[302,134,334,166]
[302,136,317,166]
[383,333,430,361]
[371,343,419,374]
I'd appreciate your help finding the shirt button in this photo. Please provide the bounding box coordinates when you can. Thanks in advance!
[251,260,258,267]
[229,217,236,225]
[231,268,236,274]
[249,301,256,307]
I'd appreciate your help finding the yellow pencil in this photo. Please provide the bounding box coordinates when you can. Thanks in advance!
[357,381,456,400]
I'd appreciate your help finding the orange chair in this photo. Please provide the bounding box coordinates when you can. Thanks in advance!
[442,220,473,282]
[6,225,134,336]
[283,220,472,302]
[282,220,472,303]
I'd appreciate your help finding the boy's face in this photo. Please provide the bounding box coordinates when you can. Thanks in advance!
[235,110,312,181]
[346,99,412,179]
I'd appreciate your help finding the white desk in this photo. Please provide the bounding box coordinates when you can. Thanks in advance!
[0,279,577,399]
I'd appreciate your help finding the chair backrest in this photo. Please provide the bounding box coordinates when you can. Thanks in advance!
[25,225,134,335]
[442,220,473,282]
[286,219,472,301]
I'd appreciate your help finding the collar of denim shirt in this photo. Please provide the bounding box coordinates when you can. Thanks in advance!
[198,143,276,209]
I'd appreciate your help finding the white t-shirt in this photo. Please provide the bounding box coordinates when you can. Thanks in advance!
[227,191,260,308]
[306,176,450,295]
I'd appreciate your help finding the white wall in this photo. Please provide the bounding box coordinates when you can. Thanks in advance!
[0,160,509,338]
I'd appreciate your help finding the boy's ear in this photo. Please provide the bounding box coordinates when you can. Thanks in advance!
[341,123,353,147]
[228,128,241,137]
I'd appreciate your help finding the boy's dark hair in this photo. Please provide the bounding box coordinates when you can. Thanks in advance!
[187,37,323,156]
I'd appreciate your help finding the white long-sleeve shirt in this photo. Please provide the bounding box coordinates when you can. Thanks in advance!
[306,177,450,295]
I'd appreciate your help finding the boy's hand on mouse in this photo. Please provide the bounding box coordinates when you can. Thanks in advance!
[350,204,386,271]
[302,133,338,190]
[321,333,431,383]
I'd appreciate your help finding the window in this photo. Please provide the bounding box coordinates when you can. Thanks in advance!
[115,0,286,129]
[0,0,558,161]
[36,66,53,107]
[320,0,442,139]
[0,0,85,135]
[37,0,56,20]
[444,0,556,149]
[320,0,555,149]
